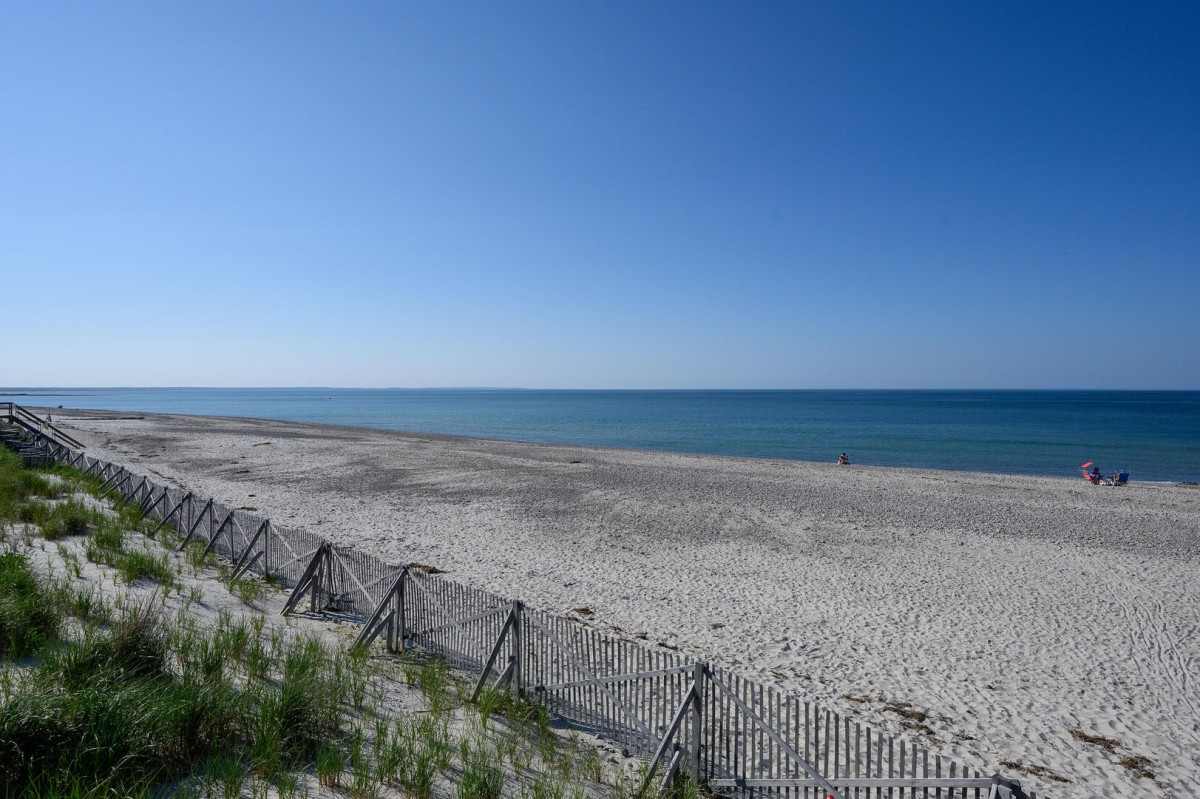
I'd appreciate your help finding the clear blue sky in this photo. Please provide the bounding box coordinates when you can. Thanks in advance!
[3,2,1197,388]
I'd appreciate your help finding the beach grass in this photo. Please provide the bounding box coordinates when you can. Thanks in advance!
[0,564,360,795]
[0,452,349,793]
[0,551,60,657]
[0,448,647,799]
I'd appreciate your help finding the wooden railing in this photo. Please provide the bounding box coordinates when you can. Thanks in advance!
[0,402,85,449]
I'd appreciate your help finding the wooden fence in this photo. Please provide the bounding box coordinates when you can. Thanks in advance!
[31,428,1036,799]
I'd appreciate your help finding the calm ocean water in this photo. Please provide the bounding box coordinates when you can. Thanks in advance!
[3,388,1199,483]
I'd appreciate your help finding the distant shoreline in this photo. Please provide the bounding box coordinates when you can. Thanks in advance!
[21,401,1198,486]
[12,403,1132,484]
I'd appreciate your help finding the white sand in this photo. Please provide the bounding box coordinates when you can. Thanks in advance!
[49,409,1200,798]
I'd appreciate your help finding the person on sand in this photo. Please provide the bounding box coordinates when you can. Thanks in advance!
[837,452,850,465]
[1089,466,1102,484]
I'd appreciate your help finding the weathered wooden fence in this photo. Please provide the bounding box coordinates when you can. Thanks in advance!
[32,428,1036,799]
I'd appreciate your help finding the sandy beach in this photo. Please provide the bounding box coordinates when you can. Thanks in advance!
[46,408,1200,798]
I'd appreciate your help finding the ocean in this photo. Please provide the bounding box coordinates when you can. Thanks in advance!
[3,388,1199,483]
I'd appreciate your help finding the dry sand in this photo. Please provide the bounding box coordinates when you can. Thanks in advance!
[47,408,1200,798]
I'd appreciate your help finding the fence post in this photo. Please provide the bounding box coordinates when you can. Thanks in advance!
[353,567,408,652]
[385,586,397,652]
[395,570,407,652]
[989,774,1027,799]
[310,547,322,613]
[512,600,523,696]
[690,662,704,785]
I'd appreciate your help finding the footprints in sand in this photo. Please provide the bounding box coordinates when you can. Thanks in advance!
[1101,563,1200,745]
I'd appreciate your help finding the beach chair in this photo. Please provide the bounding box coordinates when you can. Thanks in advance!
[1110,470,1129,487]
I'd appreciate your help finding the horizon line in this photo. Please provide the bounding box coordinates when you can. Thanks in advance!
[4,386,1199,393]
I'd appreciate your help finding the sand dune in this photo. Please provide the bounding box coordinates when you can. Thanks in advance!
[50,408,1200,798]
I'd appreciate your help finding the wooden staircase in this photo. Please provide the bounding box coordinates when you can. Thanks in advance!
[0,402,84,466]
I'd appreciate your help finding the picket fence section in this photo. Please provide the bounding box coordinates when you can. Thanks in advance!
[32,429,1035,799]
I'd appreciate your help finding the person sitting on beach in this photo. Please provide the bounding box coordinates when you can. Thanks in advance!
[837,452,850,465]
[1089,466,1102,484]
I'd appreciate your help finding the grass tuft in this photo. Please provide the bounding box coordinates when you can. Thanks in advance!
[0,552,59,657]
[458,740,505,799]
[229,574,267,605]
[39,500,92,540]
[84,517,175,588]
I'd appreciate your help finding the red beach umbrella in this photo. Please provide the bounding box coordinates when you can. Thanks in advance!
[1080,461,1093,469]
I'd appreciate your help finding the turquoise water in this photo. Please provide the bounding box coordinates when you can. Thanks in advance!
[3,388,1199,483]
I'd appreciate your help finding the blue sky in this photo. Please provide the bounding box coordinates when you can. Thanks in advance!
[2,2,1197,389]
